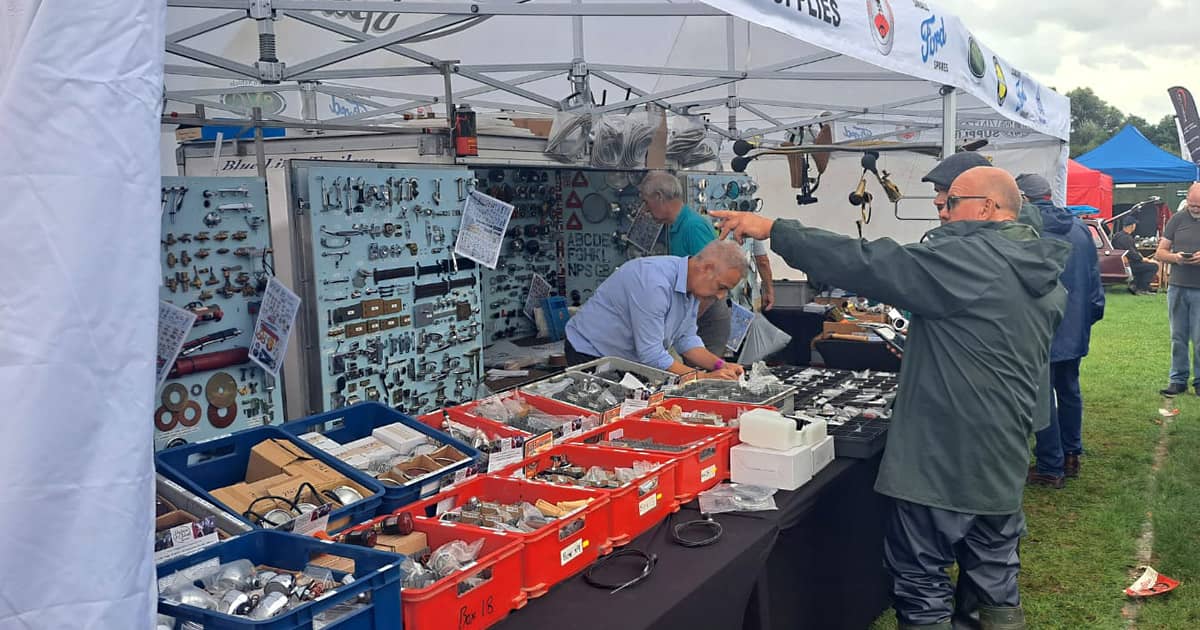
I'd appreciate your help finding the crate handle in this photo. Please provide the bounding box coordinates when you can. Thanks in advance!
[184,443,237,467]
[456,565,493,596]
[698,445,717,461]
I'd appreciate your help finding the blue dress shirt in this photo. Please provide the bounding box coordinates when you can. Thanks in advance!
[565,256,704,370]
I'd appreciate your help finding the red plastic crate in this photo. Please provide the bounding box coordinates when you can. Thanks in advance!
[419,410,529,442]
[398,476,612,598]
[447,392,602,444]
[626,398,774,442]
[343,514,527,630]
[497,444,679,547]
[571,419,734,503]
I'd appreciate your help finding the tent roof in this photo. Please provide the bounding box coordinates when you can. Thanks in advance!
[162,0,1069,147]
[1076,125,1199,184]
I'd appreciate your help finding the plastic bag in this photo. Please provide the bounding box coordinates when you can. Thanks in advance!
[591,115,625,168]
[698,484,778,514]
[738,316,793,364]
[545,110,589,163]
[428,539,485,578]
[401,556,437,589]
[740,361,783,395]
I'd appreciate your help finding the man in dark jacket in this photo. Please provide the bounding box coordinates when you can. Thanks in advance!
[1112,216,1159,294]
[714,167,1069,630]
[1017,175,1105,488]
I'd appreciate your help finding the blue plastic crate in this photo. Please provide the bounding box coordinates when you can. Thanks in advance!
[280,402,481,513]
[156,426,385,532]
[157,529,403,629]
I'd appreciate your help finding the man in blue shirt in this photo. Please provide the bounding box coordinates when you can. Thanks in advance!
[640,171,732,356]
[564,240,748,378]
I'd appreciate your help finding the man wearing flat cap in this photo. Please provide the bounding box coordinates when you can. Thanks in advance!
[1017,174,1104,488]
[922,152,1042,231]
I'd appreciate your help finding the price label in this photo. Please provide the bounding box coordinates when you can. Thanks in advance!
[700,464,718,483]
[560,539,585,566]
[638,493,658,516]
[487,448,524,474]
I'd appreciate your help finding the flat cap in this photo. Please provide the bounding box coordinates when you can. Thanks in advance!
[1015,173,1053,199]
[921,152,991,189]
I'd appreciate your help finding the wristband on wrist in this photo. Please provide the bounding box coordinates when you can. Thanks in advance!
[713,359,726,371]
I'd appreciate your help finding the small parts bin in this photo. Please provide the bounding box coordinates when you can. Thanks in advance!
[397,476,612,598]
[572,419,734,503]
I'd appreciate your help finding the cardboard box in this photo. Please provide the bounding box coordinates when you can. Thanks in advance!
[298,431,345,455]
[372,423,428,455]
[375,531,429,556]
[730,443,814,491]
[284,460,343,487]
[811,435,836,476]
[336,436,398,470]
[210,483,256,515]
[510,117,552,137]
[247,438,311,482]
[822,321,868,335]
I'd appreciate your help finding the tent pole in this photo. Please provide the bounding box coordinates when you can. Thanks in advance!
[726,17,737,135]
[253,106,267,178]
[940,85,957,159]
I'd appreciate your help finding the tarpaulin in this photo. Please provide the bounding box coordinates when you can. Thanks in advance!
[0,1,163,627]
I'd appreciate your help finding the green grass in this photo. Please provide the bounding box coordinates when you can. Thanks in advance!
[870,290,1182,629]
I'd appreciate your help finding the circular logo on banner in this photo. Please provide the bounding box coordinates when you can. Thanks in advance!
[867,0,895,56]
[993,56,1008,106]
[967,36,986,81]
[220,90,287,116]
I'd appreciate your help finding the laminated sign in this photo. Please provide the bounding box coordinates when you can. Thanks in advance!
[249,277,301,377]
[455,190,514,269]
[157,300,198,386]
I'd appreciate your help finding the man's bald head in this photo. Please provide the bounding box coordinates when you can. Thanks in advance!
[1187,182,1200,218]
[944,167,1023,223]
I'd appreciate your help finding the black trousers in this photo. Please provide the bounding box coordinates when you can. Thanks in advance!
[883,498,1024,626]
[564,338,599,367]
[1130,260,1157,291]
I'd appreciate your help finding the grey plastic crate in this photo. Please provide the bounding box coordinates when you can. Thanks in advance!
[668,379,797,413]
[568,356,680,392]
[521,371,635,416]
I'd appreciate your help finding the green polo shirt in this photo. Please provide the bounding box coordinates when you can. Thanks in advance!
[668,205,717,256]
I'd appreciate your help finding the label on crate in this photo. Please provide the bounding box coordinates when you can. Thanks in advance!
[154,516,219,564]
[638,493,658,516]
[487,447,524,474]
[524,431,554,460]
[619,399,649,418]
[436,496,457,515]
[560,538,585,566]
[558,417,585,442]
[292,504,333,537]
[700,464,718,483]
[608,428,625,441]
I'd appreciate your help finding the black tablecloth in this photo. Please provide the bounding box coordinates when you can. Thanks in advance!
[493,456,890,630]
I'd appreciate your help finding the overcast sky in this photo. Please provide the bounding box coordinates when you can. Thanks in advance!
[936,0,1197,121]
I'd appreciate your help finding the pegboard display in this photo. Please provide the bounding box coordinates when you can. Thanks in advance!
[289,163,484,416]
[558,169,644,309]
[156,176,285,451]
[684,172,760,215]
[475,167,562,342]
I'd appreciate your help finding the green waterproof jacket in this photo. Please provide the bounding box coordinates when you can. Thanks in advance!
[769,218,1069,514]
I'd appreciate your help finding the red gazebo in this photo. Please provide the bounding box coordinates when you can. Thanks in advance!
[1067,159,1114,218]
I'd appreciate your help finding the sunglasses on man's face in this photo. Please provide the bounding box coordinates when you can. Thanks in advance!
[946,195,989,211]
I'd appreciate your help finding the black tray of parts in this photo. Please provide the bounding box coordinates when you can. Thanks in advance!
[828,415,890,459]
[782,370,855,406]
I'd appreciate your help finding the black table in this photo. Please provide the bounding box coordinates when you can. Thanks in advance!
[493,456,891,630]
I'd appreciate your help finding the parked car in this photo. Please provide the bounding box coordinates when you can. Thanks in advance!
[1083,218,1132,285]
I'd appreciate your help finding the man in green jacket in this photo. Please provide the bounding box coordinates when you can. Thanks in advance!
[713,167,1069,630]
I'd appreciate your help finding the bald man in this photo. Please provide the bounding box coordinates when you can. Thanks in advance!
[713,167,1069,630]
[1156,183,1200,395]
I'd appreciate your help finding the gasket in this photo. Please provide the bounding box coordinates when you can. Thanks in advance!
[206,371,237,407]
[155,405,179,432]
[177,400,202,427]
[191,383,203,397]
[207,401,238,429]
[161,383,189,413]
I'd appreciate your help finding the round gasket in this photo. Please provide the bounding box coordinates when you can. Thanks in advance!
[191,383,203,397]
[581,192,610,224]
[161,383,189,413]
[155,405,179,432]
[206,371,238,408]
[208,401,238,429]
[177,400,202,427]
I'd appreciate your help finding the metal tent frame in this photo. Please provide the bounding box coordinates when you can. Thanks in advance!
[162,0,1001,158]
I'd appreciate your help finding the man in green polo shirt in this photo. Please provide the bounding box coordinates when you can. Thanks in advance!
[640,171,732,357]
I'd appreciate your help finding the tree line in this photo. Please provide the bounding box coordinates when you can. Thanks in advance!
[1067,87,1181,158]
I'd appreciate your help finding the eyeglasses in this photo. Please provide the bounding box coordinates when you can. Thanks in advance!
[946,195,989,211]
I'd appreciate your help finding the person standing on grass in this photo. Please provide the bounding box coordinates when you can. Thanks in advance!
[712,167,1068,630]
[1113,216,1159,295]
[1156,183,1200,396]
[1016,174,1105,489]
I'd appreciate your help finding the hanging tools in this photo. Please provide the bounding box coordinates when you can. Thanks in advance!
[162,186,188,224]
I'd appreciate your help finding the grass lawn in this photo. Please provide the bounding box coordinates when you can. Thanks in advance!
[870,289,1199,629]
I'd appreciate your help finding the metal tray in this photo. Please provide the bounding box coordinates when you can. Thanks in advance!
[668,379,797,413]
[568,356,679,392]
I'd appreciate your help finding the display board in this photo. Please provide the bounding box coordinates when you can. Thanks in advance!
[156,176,285,450]
[289,163,484,416]
[560,169,642,309]
[683,171,762,308]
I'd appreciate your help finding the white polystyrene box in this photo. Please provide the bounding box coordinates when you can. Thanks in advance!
[730,442,814,491]
[811,435,835,476]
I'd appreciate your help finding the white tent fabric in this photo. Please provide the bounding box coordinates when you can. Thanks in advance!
[0,2,163,628]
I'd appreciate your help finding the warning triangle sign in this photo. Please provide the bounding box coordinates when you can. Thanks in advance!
[565,191,583,208]
[571,171,589,187]
[566,213,583,230]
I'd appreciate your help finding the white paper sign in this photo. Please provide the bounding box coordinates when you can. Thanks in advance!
[726,302,756,352]
[290,504,333,537]
[523,273,553,321]
[487,448,524,474]
[249,277,301,377]
[619,399,650,418]
[157,301,197,386]
[153,516,220,564]
[454,190,514,269]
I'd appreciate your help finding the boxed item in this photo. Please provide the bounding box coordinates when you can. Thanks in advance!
[730,442,814,491]
[372,422,430,455]
[811,435,835,475]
